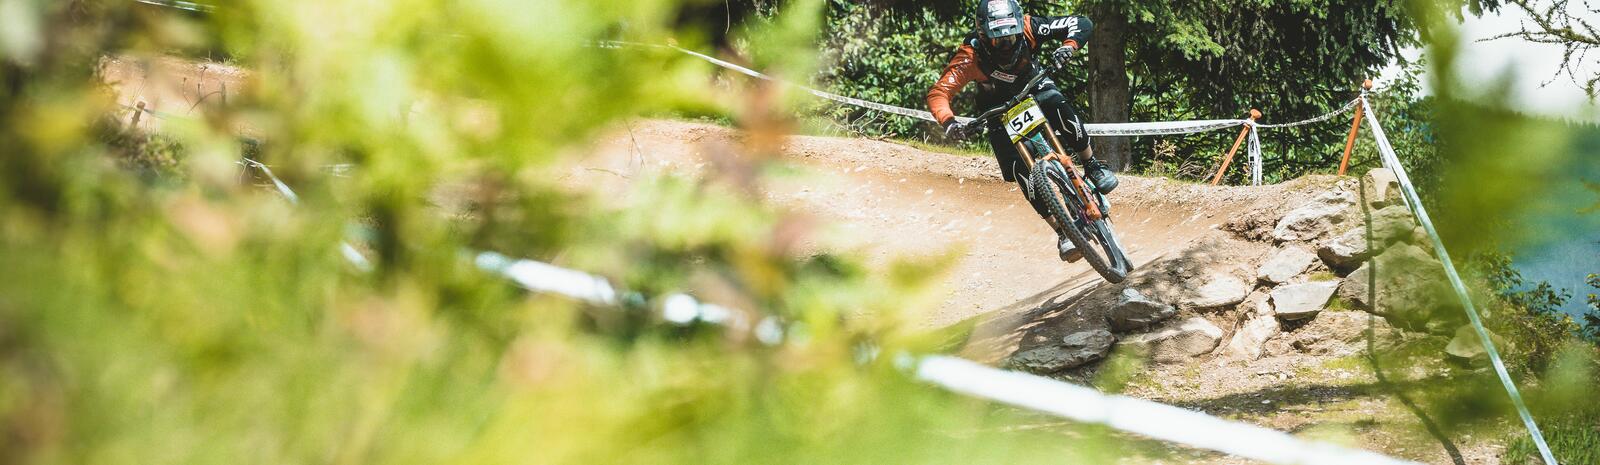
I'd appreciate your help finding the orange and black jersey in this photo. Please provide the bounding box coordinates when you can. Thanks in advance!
[926,14,1093,125]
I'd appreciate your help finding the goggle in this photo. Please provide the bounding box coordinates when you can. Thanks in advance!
[986,34,1020,51]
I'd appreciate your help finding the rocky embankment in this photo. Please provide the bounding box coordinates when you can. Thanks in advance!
[1003,168,1498,375]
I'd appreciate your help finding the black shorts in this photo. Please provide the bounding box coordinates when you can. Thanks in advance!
[979,80,1090,183]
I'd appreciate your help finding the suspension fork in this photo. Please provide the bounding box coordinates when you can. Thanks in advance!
[1040,128,1103,221]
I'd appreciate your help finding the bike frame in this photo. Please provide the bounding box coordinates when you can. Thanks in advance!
[966,61,1132,282]
[1019,123,1102,221]
[972,66,1102,222]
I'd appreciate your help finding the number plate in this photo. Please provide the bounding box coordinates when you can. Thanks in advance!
[1003,98,1047,143]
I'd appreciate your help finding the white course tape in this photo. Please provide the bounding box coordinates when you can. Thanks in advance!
[474,251,620,306]
[913,355,1422,465]
[651,42,954,123]
[465,247,1420,465]
[241,158,300,204]
[630,41,1378,187]
[1255,99,1360,129]
[640,41,1360,140]
[615,40,1278,136]
[238,159,372,271]
[1247,122,1264,186]
[1087,119,1246,136]
[133,0,215,13]
[1360,96,1556,465]
[228,134,1421,465]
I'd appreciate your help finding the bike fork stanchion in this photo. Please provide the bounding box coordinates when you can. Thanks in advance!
[1210,109,1261,186]
[1044,131,1101,221]
[1338,80,1374,176]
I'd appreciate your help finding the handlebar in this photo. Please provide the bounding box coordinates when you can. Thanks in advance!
[968,60,1062,125]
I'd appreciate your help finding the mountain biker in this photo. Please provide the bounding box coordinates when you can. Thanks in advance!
[926,0,1117,262]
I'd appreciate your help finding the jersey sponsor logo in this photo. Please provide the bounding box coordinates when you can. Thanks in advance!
[990,70,1017,82]
[1038,17,1080,36]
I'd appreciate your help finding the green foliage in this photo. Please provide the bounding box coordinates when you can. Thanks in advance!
[1478,251,1572,317]
[1464,249,1596,377]
[1504,343,1600,464]
[813,0,968,138]
[97,115,189,180]
[809,0,1446,185]
[0,1,1119,464]
[1586,271,1600,339]
[1104,0,1450,181]
[1504,416,1600,465]
[1,1,1596,464]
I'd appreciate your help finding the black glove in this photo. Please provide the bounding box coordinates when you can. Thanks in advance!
[943,120,969,140]
[1051,46,1076,67]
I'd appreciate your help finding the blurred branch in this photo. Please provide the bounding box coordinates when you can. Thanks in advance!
[1482,0,1600,98]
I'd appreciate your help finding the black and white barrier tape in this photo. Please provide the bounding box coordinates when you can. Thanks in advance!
[604,40,1363,185]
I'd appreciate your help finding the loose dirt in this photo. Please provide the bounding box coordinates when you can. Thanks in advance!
[101,56,1515,463]
[576,120,1327,348]
[575,120,1512,465]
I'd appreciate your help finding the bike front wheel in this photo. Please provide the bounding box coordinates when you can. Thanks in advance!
[1033,161,1131,283]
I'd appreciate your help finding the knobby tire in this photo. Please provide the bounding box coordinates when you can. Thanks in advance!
[1032,161,1130,283]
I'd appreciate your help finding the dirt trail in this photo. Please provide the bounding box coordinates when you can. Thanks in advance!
[578,122,1510,465]
[577,120,1330,352]
[101,56,1505,462]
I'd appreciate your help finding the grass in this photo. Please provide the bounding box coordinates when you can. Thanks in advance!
[1504,415,1600,465]
[1307,270,1340,282]
[896,138,993,158]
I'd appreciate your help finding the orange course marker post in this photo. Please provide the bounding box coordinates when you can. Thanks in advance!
[1338,79,1374,176]
[1210,109,1261,186]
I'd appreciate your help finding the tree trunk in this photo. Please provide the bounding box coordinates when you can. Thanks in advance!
[1085,2,1132,170]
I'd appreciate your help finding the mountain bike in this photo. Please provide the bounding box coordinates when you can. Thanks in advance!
[966,63,1132,283]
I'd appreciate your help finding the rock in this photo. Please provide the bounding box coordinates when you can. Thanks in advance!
[1225,314,1281,361]
[1007,329,1115,373]
[1257,246,1317,284]
[1241,290,1273,317]
[1318,205,1420,272]
[1285,311,1389,356]
[1361,168,1402,208]
[1337,275,1367,308]
[1106,288,1177,332]
[1317,228,1373,272]
[1367,205,1418,244]
[1222,292,1281,361]
[1410,226,1431,248]
[1221,206,1281,241]
[1335,244,1460,332]
[1179,272,1252,309]
[1271,281,1340,320]
[1118,317,1224,363]
[1445,325,1507,367]
[1272,190,1356,241]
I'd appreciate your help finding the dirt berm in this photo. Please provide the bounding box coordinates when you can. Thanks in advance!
[577,120,1504,465]
[578,120,1334,350]
[104,55,1522,465]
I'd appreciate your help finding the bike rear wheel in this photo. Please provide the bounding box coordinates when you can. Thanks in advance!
[1033,161,1131,283]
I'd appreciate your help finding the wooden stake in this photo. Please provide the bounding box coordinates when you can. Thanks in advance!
[1338,80,1374,176]
[130,101,146,128]
[1210,109,1260,186]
